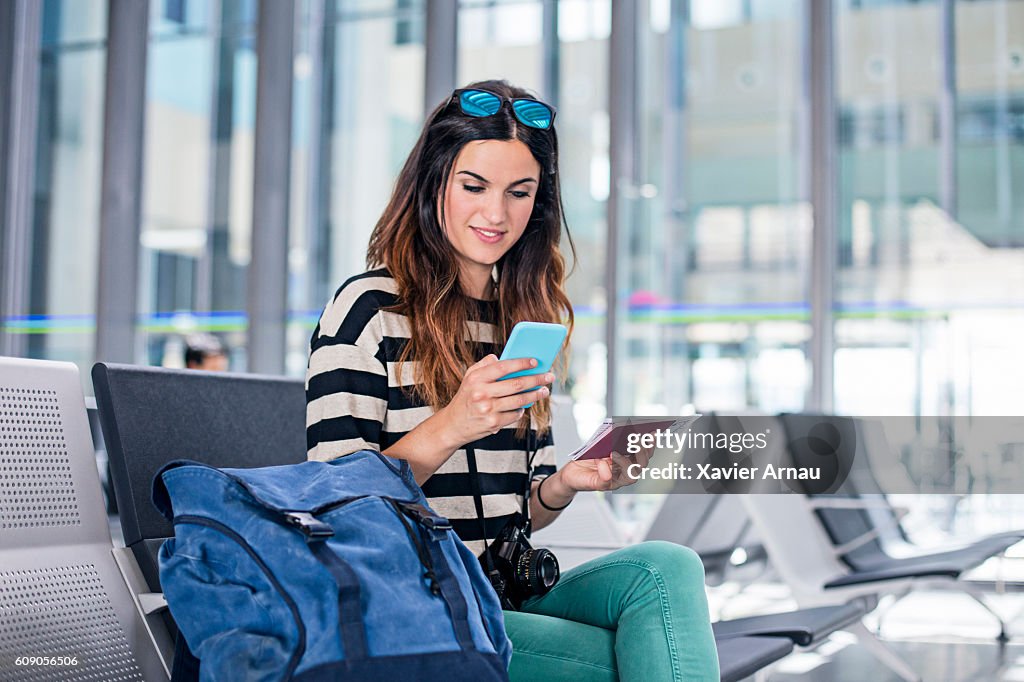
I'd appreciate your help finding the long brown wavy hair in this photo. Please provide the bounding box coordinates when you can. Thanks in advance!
[367,80,574,437]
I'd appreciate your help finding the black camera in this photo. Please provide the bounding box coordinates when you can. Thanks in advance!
[481,514,560,610]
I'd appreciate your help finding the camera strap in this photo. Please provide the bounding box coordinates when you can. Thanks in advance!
[524,427,537,526]
[464,444,497,574]
[466,420,538,569]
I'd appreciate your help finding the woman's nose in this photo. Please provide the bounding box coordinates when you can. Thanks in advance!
[483,194,507,225]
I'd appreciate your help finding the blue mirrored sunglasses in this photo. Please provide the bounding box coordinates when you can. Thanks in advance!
[452,88,556,130]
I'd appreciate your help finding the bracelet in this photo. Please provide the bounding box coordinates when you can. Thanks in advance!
[536,475,572,512]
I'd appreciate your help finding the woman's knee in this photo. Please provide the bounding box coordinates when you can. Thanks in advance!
[620,541,706,585]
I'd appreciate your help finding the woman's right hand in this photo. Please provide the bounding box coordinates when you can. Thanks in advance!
[436,354,554,448]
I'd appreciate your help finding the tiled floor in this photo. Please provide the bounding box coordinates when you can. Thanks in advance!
[771,636,1024,681]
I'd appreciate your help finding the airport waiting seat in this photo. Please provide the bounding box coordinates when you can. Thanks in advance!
[631,413,768,585]
[782,413,1021,577]
[91,362,308,672]
[0,357,168,680]
[779,413,1020,638]
[93,363,861,681]
[723,412,1017,681]
[91,363,307,594]
[716,636,793,682]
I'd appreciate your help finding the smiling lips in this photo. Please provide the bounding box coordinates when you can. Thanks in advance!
[470,226,506,244]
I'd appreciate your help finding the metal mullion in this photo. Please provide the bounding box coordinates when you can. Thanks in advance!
[608,0,639,415]
[313,0,337,310]
[806,0,836,412]
[302,0,327,316]
[541,0,559,108]
[196,0,226,315]
[95,0,149,364]
[247,0,295,375]
[938,0,957,222]
[424,0,457,116]
[662,0,690,412]
[0,0,42,358]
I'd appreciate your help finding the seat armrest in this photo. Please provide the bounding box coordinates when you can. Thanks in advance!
[138,592,168,615]
[713,603,865,647]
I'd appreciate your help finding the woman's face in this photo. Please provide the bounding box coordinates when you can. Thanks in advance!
[441,139,541,290]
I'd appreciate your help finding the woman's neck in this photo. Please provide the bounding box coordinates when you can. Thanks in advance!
[460,267,495,301]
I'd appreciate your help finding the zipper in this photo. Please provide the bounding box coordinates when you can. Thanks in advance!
[385,499,442,596]
[173,514,306,680]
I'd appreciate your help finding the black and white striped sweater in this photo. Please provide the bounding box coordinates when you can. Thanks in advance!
[305,268,556,556]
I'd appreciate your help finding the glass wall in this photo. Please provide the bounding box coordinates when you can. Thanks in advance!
[458,0,543,88]
[612,0,808,418]
[952,0,1024,417]
[556,0,611,431]
[138,0,257,370]
[834,0,1024,417]
[8,0,1022,421]
[26,0,108,367]
[285,0,426,376]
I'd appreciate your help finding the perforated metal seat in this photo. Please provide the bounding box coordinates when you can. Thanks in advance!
[0,357,168,681]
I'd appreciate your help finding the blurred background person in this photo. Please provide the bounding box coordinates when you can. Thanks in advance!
[183,333,228,371]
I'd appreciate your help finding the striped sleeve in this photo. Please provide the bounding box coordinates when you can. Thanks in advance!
[305,281,391,461]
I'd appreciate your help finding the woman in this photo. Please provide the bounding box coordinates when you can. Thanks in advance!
[306,80,719,681]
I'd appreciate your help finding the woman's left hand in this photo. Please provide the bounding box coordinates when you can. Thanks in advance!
[558,448,652,493]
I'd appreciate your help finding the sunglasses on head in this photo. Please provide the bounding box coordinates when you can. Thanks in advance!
[451,88,556,130]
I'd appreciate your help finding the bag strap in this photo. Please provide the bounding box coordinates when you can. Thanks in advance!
[304,538,369,661]
[422,532,478,650]
[170,631,201,682]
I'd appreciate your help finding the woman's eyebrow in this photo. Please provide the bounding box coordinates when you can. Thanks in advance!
[456,170,538,187]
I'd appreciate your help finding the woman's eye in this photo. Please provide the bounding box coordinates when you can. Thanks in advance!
[462,184,485,194]
[510,190,531,199]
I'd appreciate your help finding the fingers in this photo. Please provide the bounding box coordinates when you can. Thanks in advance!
[469,354,500,371]
[474,356,540,383]
[468,407,526,434]
[609,451,632,473]
[634,447,651,469]
[493,386,550,412]
[605,452,640,491]
[486,371,555,399]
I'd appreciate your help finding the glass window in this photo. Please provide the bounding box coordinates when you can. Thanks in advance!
[834,0,1024,417]
[26,0,109,367]
[458,0,543,87]
[286,0,427,376]
[138,0,257,370]
[557,1,611,432]
[613,0,808,416]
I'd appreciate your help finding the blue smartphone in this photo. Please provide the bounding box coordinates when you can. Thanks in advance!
[498,321,568,408]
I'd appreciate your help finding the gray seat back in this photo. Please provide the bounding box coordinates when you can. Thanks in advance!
[0,357,167,680]
[91,362,307,593]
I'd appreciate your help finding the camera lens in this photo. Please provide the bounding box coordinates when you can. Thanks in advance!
[536,551,559,588]
[522,549,559,594]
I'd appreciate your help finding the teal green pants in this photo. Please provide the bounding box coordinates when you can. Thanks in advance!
[504,541,720,681]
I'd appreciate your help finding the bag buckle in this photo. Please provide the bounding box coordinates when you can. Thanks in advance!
[400,502,452,531]
[284,511,335,540]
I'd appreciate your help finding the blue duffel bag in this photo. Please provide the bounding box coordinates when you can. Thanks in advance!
[153,449,512,682]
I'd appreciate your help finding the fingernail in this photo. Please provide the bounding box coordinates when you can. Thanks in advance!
[530,358,538,367]
[540,387,550,397]
[545,373,555,382]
